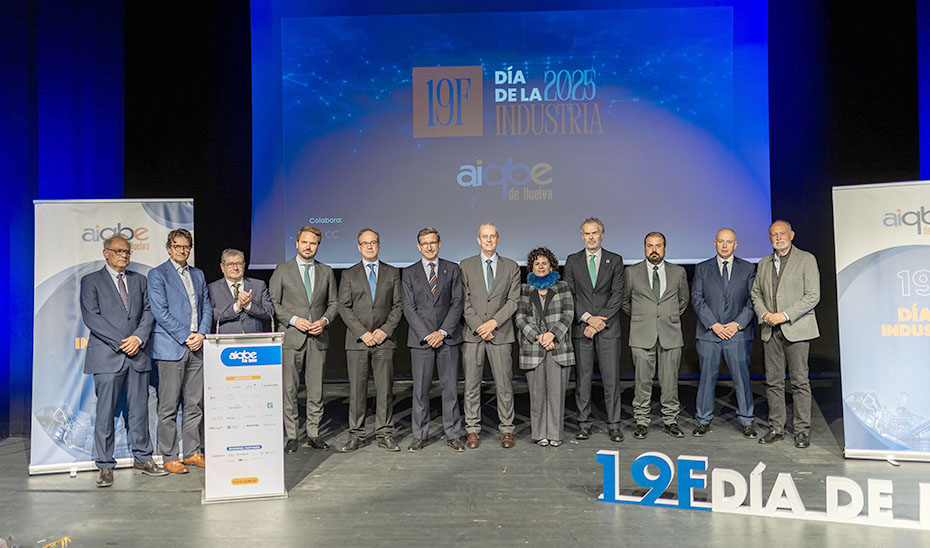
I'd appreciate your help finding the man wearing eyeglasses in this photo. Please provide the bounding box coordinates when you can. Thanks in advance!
[148,228,212,474]
[208,249,274,334]
[80,235,166,487]
[337,229,403,452]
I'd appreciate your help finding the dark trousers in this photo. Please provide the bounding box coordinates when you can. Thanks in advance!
[93,365,153,469]
[573,335,622,429]
[695,338,754,426]
[156,349,203,461]
[346,347,395,440]
[410,344,462,440]
[763,329,811,434]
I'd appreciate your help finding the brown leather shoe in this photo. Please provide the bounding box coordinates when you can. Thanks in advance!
[133,460,169,476]
[501,433,515,449]
[183,453,206,468]
[465,432,480,449]
[96,468,114,488]
[163,460,189,474]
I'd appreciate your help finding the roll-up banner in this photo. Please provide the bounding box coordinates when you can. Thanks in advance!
[31,199,194,474]
[833,182,930,461]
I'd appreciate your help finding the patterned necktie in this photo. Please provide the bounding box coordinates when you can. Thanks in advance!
[652,265,661,300]
[368,263,377,300]
[486,259,494,293]
[303,263,313,304]
[233,282,240,300]
[722,261,730,292]
[117,273,129,311]
[428,262,438,294]
[588,254,597,287]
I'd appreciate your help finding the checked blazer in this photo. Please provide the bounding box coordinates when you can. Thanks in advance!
[513,280,576,370]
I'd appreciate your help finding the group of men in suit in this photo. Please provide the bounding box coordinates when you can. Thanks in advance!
[80,218,821,486]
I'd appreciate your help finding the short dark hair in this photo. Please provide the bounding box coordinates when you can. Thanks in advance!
[357,228,380,243]
[417,227,440,244]
[644,231,666,246]
[526,247,558,271]
[166,228,193,248]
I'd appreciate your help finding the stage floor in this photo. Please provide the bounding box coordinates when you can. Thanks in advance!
[0,379,927,547]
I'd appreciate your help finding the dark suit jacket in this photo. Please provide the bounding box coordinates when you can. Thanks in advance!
[208,276,274,334]
[564,248,625,339]
[513,280,575,369]
[80,267,154,374]
[461,254,520,345]
[402,258,464,347]
[622,261,689,349]
[269,258,339,351]
[338,260,403,350]
[148,259,212,361]
[692,256,756,343]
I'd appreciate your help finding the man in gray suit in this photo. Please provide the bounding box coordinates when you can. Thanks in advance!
[622,232,690,439]
[80,235,166,487]
[208,248,274,334]
[269,226,339,453]
[750,220,820,449]
[564,217,625,442]
[337,228,404,452]
[460,223,520,449]
[402,227,465,453]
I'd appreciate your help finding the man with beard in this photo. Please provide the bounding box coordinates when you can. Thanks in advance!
[622,232,690,439]
[750,220,820,449]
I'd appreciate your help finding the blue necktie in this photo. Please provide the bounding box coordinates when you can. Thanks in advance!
[368,264,377,300]
[722,260,730,292]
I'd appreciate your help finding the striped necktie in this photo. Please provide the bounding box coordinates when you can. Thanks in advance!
[428,262,437,294]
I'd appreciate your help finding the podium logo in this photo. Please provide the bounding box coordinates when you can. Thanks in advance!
[413,66,483,138]
[221,346,282,367]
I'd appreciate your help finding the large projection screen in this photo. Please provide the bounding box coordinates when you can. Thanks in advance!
[251,2,770,268]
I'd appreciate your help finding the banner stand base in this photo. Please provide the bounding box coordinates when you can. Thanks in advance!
[201,490,288,505]
[844,448,930,463]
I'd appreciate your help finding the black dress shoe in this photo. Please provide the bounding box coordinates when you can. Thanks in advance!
[664,424,685,438]
[740,425,758,439]
[633,424,648,439]
[306,437,330,451]
[96,468,114,488]
[377,435,401,452]
[285,439,299,453]
[758,430,784,445]
[575,427,592,440]
[692,424,711,437]
[447,438,466,452]
[340,437,364,453]
[794,432,810,449]
[608,428,624,442]
[408,438,428,452]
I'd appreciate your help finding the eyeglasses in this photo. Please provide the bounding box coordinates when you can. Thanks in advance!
[224,261,245,268]
[170,244,192,252]
[418,240,439,248]
[358,240,380,247]
[106,248,132,257]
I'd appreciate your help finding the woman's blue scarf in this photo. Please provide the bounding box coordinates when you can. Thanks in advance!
[527,271,559,290]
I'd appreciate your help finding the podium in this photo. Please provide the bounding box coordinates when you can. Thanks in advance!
[202,332,287,503]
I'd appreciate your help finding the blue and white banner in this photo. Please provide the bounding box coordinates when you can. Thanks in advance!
[30,199,193,474]
[833,182,930,461]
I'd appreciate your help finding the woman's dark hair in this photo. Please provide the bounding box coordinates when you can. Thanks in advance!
[526,247,558,272]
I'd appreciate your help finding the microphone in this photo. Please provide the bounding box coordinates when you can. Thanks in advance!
[214,298,245,335]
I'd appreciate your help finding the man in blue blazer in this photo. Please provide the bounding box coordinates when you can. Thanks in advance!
[691,228,757,439]
[80,235,166,487]
[208,248,274,334]
[148,228,213,474]
[402,227,465,453]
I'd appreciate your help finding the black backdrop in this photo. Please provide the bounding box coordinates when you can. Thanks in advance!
[123,2,919,381]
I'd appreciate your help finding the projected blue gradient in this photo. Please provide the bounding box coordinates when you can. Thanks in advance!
[252,3,770,267]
